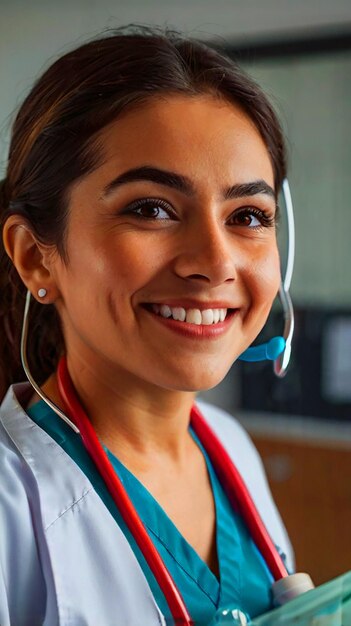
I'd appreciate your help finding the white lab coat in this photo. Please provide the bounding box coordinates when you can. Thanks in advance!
[0,383,293,626]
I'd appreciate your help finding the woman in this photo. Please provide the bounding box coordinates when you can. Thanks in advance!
[0,27,294,625]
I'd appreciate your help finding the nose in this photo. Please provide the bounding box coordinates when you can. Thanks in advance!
[173,218,237,286]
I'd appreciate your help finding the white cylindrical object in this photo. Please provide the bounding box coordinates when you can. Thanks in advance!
[272,573,315,606]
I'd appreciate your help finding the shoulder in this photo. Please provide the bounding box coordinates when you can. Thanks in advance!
[0,384,36,498]
[0,383,94,528]
[195,399,295,573]
[0,385,50,625]
[0,385,166,626]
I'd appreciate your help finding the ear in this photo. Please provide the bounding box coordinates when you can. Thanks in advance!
[2,215,60,303]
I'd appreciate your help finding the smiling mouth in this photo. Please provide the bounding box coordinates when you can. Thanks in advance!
[144,304,235,326]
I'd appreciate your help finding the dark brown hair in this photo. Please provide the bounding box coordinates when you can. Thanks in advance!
[0,26,287,400]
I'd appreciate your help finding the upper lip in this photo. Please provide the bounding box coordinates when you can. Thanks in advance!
[143,300,238,310]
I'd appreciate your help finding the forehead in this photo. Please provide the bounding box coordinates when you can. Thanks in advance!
[67,95,275,213]
[93,95,274,188]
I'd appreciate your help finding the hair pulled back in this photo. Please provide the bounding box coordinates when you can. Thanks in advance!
[0,26,287,399]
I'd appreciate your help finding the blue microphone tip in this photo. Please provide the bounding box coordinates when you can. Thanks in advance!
[266,336,286,360]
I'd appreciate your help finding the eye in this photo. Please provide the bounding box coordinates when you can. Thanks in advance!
[228,207,275,229]
[125,197,175,220]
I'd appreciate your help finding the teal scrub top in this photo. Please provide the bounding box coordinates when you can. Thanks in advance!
[27,400,274,625]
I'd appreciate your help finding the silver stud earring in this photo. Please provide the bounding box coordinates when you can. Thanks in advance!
[38,288,47,298]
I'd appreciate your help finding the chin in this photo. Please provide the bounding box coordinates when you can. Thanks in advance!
[164,367,232,394]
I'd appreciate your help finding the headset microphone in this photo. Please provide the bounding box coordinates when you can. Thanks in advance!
[238,336,286,362]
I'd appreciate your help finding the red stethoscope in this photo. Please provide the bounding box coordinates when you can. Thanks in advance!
[55,354,288,625]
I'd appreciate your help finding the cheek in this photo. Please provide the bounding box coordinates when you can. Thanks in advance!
[264,250,281,292]
[249,246,281,307]
[98,238,161,298]
[72,235,151,293]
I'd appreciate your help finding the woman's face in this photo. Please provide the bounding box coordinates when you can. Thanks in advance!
[51,95,280,392]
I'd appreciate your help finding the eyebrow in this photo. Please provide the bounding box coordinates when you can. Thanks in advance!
[224,180,275,200]
[102,166,193,197]
[101,165,275,200]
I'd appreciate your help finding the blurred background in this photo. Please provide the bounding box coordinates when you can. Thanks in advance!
[1,0,350,587]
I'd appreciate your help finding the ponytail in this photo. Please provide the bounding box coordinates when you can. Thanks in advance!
[0,178,24,400]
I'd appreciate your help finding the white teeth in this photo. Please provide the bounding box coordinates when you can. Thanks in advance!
[160,304,172,318]
[185,309,202,325]
[213,309,220,324]
[153,305,228,325]
[172,307,186,321]
[201,309,214,325]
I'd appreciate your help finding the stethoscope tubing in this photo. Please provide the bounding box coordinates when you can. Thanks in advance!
[190,406,288,582]
[57,355,288,625]
[57,356,193,625]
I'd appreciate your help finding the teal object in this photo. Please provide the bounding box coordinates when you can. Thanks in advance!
[213,571,351,626]
[249,571,351,626]
[27,400,275,625]
[238,337,285,362]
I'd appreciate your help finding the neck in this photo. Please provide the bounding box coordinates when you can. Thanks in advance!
[39,353,197,465]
